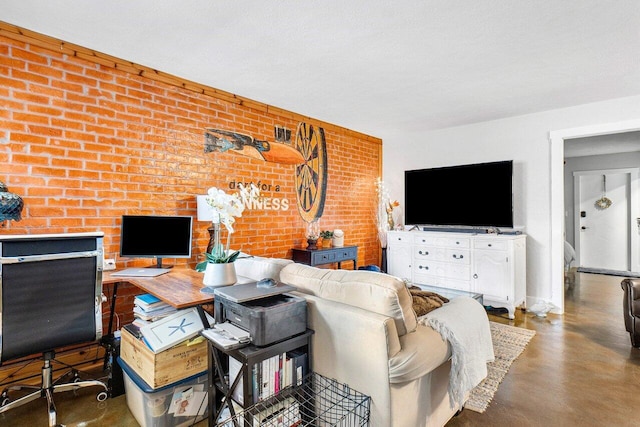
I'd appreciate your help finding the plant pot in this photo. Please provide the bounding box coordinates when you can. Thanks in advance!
[201,262,237,293]
[322,238,332,248]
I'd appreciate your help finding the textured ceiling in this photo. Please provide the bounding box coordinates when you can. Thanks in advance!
[2,0,640,141]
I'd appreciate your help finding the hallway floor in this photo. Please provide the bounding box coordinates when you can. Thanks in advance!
[1,272,638,426]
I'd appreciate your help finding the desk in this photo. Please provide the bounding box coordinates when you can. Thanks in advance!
[291,245,358,269]
[103,268,213,350]
[104,268,216,426]
[103,268,212,309]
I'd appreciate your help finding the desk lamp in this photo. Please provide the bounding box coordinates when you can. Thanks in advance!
[197,195,217,255]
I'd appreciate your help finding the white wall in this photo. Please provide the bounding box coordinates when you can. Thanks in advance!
[382,94,640,312]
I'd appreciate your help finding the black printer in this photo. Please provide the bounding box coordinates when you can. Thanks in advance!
[213,281,307,347]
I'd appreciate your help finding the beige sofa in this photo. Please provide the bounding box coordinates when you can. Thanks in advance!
[231,256,471,427]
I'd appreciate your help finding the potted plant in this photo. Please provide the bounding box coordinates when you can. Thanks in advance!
[320,230,334,247]
[195,184,259,290]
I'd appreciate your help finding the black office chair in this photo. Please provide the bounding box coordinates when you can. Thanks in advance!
[0,232,109,426]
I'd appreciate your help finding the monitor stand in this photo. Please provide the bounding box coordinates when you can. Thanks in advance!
[147,258,173,269]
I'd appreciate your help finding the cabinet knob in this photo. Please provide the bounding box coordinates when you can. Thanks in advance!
[418,265,429,270]
[419,250,429,255]
[473,273,478,279]
[452,254,464,259]
[488,244,492,247]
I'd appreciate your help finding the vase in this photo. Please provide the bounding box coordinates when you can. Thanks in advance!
[201,262,237,293]
[306,238,318,250]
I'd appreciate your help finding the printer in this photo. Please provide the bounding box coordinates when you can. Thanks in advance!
[213,281,307,347]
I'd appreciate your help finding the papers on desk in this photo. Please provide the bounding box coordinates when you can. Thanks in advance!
[139,307,206,354]
[201,321,251,350]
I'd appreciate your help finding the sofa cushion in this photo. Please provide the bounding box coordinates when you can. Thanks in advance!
[234,256,293,284]
[280,263,418,336]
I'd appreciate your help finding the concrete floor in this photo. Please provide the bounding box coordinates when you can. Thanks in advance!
[448,272,640,427]
[1,272,639,426]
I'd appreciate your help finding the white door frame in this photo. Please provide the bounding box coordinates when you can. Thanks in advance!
[573,168,639,272]
[550,119,640,314]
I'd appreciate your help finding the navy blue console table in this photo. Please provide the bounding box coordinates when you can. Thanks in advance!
[291,245,358,270]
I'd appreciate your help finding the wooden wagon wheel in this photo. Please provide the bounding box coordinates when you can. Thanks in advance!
[294,122,327,223]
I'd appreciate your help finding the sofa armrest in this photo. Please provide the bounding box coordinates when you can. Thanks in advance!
[389,324,450,384]
[292,291,399,427]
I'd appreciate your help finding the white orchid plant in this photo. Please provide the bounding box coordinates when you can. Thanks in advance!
[196,183,260,270]
[376,178,400,248]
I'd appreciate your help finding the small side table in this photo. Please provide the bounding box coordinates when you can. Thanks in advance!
[291,246,358,270]
[207,330,314,425]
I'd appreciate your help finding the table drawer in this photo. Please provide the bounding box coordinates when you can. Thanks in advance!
[334,246,357,262]
[310,246,357,264]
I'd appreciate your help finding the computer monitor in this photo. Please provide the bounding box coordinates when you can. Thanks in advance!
[119,215,193,268]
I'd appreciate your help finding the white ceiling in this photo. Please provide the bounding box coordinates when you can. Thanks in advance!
[2,0,640,142]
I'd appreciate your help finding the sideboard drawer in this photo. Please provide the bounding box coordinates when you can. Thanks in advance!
[473,239,508,251]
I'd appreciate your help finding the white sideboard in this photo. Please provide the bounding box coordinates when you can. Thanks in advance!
[387,230,526,319]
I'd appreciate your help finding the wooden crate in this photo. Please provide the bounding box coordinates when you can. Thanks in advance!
[119,328,208,389]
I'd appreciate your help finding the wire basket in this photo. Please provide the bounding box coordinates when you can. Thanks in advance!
[217,372,370,427]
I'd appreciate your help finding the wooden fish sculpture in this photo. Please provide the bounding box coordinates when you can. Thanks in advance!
[205,128,305,165]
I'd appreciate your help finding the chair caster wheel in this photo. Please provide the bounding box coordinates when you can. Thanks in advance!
[96,391,108,402]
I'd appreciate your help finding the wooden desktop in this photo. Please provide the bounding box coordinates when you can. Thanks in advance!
[103,268,212,309]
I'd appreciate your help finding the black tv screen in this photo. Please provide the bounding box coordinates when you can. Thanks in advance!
[120,215,193,264]
[404,160,513,228]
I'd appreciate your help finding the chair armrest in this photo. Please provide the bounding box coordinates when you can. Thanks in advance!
[621,279,640,300]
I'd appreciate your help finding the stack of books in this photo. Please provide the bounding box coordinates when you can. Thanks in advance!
[132,293,177,326]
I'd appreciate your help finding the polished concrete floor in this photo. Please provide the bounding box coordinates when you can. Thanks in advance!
[1,272,639,426]
[448,272,640,427]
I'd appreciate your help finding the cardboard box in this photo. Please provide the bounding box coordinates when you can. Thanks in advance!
[120,327,208,389]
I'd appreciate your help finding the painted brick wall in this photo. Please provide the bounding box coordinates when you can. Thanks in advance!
[0,27,382,331]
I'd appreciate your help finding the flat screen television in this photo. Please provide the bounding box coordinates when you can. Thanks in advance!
[119,215,193,267]
[404,160,513,229]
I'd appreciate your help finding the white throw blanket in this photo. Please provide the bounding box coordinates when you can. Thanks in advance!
[419,296,494,409]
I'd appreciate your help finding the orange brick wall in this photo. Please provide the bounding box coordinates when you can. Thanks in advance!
[0,27,382,328]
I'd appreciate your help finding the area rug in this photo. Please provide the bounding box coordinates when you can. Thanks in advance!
[464,321,536,413]
[576,267,640,278]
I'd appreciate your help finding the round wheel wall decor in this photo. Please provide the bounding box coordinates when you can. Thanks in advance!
[294,122,327,223]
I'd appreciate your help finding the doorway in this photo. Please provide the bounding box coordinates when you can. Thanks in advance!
[573,168,639,272]
[550,119,640,314]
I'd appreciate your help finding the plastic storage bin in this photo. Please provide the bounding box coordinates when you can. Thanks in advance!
[118,357,208,427]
